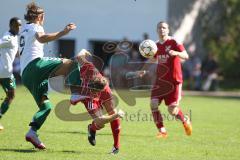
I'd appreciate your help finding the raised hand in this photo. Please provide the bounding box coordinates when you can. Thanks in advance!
[117,109,125,118]
[63,23,77,34]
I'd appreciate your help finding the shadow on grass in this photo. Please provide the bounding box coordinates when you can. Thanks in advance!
[46,130,112,136]
[46,130,152,138]
[51,149,105,155]
[0,148,86,155]
[61,150,81,153]
[0,148,37,153]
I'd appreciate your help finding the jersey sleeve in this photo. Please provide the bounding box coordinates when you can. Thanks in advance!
[81,63,98,79]
[176,43,185,52]
[32,25,45,41]
[35,25,44,33]
[174,39,185,52]
[31,25,44,36]
[0,35,13,49]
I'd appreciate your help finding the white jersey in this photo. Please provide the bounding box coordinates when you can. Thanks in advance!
[19,23,44,75]
[0,31,19,78]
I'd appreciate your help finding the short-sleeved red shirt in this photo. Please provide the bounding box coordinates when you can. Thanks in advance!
[154,37,185,84]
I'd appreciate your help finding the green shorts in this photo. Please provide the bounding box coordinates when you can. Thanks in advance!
[0,77,16,93]
[21,57,62,105]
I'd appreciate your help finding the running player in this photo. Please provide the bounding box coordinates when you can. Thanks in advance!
[140,21,192,138]
[0,17,22,130]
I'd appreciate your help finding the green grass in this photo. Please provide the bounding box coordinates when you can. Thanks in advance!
[0,86,240,160]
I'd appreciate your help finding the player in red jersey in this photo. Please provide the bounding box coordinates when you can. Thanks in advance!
[70,52,124,154]
[140,21,192,138]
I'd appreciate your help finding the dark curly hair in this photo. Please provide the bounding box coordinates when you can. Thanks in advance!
[9,17,21,26]
[24,2,44,22]
[88,76,108,92]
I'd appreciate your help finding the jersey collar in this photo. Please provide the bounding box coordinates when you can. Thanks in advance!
[158,36,171,44]
[9,30,17,36]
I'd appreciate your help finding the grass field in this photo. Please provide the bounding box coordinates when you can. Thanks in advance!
[0,86,240,160]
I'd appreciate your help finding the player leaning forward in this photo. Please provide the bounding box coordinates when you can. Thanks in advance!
[69,56,124,154]
[19,2,123,149]
[142,21,192,138]
[0,17,22,130]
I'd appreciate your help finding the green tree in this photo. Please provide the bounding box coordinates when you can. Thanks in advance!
[201,0,240,78]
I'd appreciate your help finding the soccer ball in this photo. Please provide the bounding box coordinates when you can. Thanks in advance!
[139,39,158,58]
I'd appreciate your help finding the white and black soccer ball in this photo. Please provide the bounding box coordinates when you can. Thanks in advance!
[139,39,158,58]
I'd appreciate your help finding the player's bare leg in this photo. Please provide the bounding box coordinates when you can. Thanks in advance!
[150,99,167,138]
[51,49,91,79]
[49,50,92,95]
[53,59,74,77]
[168,105,192,136]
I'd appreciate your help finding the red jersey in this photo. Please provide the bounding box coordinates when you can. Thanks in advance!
[154,37,185,84]
[79,62,109,100]
[80,62,102,84]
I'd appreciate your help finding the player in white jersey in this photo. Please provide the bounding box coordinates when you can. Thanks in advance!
[20,2,108,149]
[20,2,76,149]
[0,17,22,130]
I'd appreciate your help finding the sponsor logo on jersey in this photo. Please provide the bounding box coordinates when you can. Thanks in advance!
[165,45,171,52]
[158,54,170,63]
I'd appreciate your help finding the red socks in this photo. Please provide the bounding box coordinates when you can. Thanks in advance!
[90,121,101,131]
[151,109,164,130]
[175,108,185,123]
[110,118,121,149]
[90,118,121,149]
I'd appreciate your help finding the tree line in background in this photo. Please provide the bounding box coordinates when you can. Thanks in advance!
[201,0,240,79]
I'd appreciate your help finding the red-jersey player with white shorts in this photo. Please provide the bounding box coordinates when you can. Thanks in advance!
[70,56,123,154]
[141,21,192,138]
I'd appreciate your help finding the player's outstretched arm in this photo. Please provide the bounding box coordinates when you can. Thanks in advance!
[36,23,76,43]
[93,109,125,128]
[125,57,157,79]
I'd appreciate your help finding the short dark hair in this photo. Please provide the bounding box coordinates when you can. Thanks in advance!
[24,2,44,22]
[157,21,169,28]
[9,17,21,26]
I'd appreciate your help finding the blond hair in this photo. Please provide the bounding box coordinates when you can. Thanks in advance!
[24,2,44,22]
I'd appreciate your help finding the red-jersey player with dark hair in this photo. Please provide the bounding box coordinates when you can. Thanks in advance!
[70,53,124,154]
[140,21,192,138]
